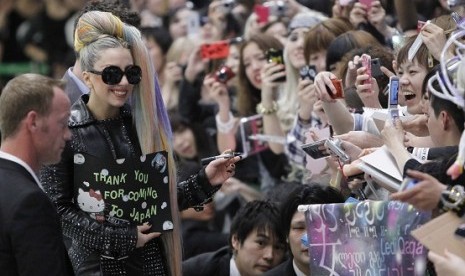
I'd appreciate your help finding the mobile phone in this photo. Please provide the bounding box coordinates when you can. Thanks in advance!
[301,139,330,159]
[371,58,382,77]
[326,78,344,99]
[388,76,399,107]
[399,177,418,191]
[325,139,350,164]
[388,75,400,121]
[187,11,201,38]
[254,4,269,24]
[299,65,317,81]
[357,58,382,77]
[361,54,372,85]
[265,48,286,82]
[214,65,235,84]
[200,40,230,60]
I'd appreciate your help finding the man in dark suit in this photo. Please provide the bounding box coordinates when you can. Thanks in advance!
[0,73,72,275]
[264,185,345,276]
[183,200,287,275]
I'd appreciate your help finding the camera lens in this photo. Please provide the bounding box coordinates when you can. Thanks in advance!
[217,71,227,82]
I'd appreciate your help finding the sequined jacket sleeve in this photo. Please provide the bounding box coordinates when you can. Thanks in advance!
[177,167,221,211]
[41,144,138,259]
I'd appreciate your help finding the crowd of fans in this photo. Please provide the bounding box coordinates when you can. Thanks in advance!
[2,0,465,275]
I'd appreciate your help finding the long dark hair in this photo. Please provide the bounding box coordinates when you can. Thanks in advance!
[169,111,219,160]
[237,33,283,116]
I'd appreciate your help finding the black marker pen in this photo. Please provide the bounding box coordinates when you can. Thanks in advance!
[201,152,242,165]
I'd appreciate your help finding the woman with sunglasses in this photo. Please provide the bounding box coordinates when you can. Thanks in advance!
[40,11,239,276]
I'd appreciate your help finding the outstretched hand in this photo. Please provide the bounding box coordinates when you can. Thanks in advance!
[205,151,241,186]
[428,249,465,276]
[390,169,447,211]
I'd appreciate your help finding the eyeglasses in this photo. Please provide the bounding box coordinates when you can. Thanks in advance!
[88,65,142,85]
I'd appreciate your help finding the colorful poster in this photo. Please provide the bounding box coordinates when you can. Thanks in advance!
[73,151,172,233]
[303,201,431,276]
[239,114,269,157]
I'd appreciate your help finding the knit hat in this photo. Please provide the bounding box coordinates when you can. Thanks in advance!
[288,12,322,32]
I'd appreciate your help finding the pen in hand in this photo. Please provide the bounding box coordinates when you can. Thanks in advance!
[201,152,243,165]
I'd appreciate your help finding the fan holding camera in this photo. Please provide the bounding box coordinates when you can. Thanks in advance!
[257,47,288,153]
[353,53,388,108]
[349,1,396,45]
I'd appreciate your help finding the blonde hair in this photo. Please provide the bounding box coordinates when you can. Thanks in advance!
[278,46,299,133]
[75,11,181,275]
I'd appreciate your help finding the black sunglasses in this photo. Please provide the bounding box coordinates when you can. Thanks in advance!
[89,65,142,85]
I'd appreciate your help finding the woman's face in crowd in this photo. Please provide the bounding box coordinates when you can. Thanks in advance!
[397,59,428,114]
[264,21,288,45]
[200,19,221,43]
[173,127,197,159]
[226,44,240,75]
[286,27,309,70]
[84,47,135,113]
[169,8,190,40]
[242,42,267,89]
[309,50,327,73]
[232,228,286,276]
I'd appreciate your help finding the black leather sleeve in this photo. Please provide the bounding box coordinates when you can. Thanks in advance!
[177,167,221,211]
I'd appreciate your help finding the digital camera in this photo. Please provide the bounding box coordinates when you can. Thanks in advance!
[326,79,344,99]
[214,65,235,84]
[299,65,317,81]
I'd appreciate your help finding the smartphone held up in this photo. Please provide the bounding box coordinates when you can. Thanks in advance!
[266,48,286,82]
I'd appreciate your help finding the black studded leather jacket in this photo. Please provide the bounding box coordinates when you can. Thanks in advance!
[40,95,219,275]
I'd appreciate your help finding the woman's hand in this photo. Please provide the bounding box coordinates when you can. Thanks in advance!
[335,131,384,149]
[367,1,392,38]
[136,222,161,248]
[345,55,362,88]
[314,71,338,102]
[163,62,183,85]
[401,114,429,137]
[205,151,241,186]
[297,79,317,121]
[420,22,447,61]
[428,249,465,276]
[355,65,382,108]
[349,2,368,27]
[390,170,447,211]
[184,45,208,83]
[381,118,405,151]
[260,62,286,97]
[204,74,229,108]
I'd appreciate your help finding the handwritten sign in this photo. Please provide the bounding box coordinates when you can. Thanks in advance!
[303,201,430,276]
[73,151,172,232]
